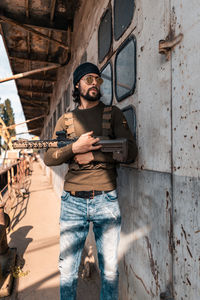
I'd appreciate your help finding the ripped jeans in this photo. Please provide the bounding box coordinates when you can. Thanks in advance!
[59,190,121,300]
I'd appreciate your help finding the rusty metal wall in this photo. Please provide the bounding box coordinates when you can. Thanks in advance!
[130,0,171,174]
[42,0,174,298]
[171,0,200,299]
[113,0,173,298]
[41,0,200,299]
[117,167,172,299]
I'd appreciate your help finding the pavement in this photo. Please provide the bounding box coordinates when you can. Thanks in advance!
[3,161,100,300]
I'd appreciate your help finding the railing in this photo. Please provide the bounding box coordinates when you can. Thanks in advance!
[0,158,32,297]
[0,157,32,200]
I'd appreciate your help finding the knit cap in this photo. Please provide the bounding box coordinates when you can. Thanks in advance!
[73,62,100,86]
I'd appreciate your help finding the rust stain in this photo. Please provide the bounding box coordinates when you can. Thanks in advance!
[186,277,191,286]
[123,257,128,276]
[165,190,173,255]
[166,190,169,210]
[122,257,131,295]
[166,198,169,210]
[195,230,200,234]
[186,245,193,259]
[168,208,174,254]
[181,224,188,243]
[145,237,160,295]
[130,265,154,297]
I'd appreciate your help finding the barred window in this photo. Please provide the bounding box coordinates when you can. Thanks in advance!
[115,36,136,101]
[114,0,135,40]
[98,8,112,62]
[100,62,113,105]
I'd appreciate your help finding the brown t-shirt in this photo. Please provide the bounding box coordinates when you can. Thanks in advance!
[44,101,137,191]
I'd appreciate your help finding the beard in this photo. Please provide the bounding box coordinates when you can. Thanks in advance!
[80,86,101,102]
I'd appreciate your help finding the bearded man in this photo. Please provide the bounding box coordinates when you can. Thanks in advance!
[44,62,137,300]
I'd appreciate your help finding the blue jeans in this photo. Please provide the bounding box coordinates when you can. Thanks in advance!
[59,190,121,300]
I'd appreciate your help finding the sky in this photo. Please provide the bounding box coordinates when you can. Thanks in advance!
[0,34,31,139]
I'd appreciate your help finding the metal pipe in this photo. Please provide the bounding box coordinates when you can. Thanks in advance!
[2,114,46,131]
[0,64,60,83]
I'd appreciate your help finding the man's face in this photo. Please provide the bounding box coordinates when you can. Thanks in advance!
[77,73,102,102]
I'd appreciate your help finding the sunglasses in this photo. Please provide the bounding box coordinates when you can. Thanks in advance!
[81,75,103,85]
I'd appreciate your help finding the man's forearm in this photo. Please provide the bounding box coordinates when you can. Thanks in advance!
[44,144,74,166]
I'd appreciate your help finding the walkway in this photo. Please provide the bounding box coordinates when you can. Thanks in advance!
[4,161,100,300]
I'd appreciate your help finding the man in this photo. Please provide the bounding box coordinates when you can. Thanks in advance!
[44,62,137,300]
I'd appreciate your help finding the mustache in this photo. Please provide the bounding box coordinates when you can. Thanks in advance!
[88,87,99,92]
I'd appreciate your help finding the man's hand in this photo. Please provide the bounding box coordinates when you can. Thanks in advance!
[72,131,102,154]
[74,152,94,164]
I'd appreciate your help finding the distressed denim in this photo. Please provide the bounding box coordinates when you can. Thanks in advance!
[59,190,121,300]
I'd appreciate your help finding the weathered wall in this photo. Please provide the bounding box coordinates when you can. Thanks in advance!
[117,167,172,299]
[41,0,200,299]
[115,0,173,298]
[171,1,200,299]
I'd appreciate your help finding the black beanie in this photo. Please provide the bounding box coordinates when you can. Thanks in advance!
[73,62,101,87]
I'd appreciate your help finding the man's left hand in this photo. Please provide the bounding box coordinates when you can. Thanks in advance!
[74,152,94,164]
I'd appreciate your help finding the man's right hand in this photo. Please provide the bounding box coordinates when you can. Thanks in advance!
[72,131,102,154]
